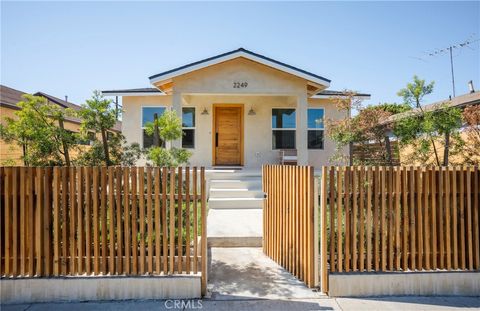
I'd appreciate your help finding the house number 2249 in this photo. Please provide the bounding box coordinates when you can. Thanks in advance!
[233,82,248,88]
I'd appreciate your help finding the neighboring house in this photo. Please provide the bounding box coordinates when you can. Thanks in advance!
[0,84,122,165]
[382,90,480,165]
[103,48,369,168]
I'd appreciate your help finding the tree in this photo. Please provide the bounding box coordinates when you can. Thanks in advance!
[77,91,117,166]
[395,76,441,165]
[0,94,76,166]
[144,110,192,167]
[326,90,409,165]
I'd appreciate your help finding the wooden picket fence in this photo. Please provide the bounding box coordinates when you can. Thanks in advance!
[262,165,319,288]
[0,166,208,294]
[321,166,480,276]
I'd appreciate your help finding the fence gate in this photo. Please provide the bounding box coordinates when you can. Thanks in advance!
[262,165,319,288]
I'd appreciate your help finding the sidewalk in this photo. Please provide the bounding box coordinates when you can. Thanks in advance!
[3,296,480,311]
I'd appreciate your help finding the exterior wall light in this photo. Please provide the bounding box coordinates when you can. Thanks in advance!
[201,108,209,115]
[248,107,256,116]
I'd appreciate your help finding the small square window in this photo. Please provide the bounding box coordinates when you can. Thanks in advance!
[142,107,166,127]
[272,109,296,129]
[182,107,195,127]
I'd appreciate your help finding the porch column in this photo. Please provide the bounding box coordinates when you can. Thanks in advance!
[296,93,308,165]
[171,92,182,148]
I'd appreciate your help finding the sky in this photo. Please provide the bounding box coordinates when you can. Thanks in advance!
[1,1,479,107]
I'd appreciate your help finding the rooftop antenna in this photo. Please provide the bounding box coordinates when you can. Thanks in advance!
[422,35,479,98]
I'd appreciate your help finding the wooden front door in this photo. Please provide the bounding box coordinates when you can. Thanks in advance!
[213,105,243,166]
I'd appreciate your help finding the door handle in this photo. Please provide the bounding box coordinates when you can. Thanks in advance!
[215,133,218,147]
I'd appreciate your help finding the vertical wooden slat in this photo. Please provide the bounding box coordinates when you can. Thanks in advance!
[20,167,26,275]
[93,167,100,275]
[329,167,335,272]
[0,167,4,276]
[473,166,480,269]
[431,167,437,270]
[69,167,76,275]
[53,167,60,276]
[76,168,83,275]
[193,167,198,274]
[200,167,207,296]
[101,167,108,274]
[416,167,423,269]
[380,167,387,271]
[138,167,145,275]
[169,167,175,274]
[366,167,373,271]
[12,168,18,277]
[344,167,351,272]
[115,167,123,274]
[409,166,416,271]
[359,166,365,272]
[177,167,183,273]
[466,166,473,270]
[423,167,430,270]
[452,166,458,269]
[336,167,343,272]
[4,168,11,276]
[36,168,44,276]
[162,167,168,274]
[459,166,466,269]
[395,167,401,270]
[352,166,359,271]
[61,167,68,275]
[131,167,138,275]
[439,167,445,269]
[445,167,451,270]
[402,166,408,271]
[124,168,131,275]
[387,167,393,271]
[147,167,153,274]
[320,166,328,293]
[185,167,191,274]
[85,167,92,275]
[374,167,380,271]
[154,167,161,274]
[108,167,116,275]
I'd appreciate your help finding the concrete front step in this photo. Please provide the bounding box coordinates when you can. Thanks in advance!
[207,209,263,247]
[209,179,262,190]
[209,188,265,199]
[208,197,264,209]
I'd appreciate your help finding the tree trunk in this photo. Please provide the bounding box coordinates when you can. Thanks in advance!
[443,131,450,166]
[22,139,28,166]
[385,135,393,166]
[101,127,111,166]
[153,113,160,147]
[348,142,354,166]
[58,119,71,166]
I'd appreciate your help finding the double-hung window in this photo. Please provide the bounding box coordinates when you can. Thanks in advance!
[307,108,325,149]
[182,107,195,149]
[142,107,166,148]
[272,108,296,149]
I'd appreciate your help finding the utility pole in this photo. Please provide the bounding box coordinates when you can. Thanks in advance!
[449,46,456,97]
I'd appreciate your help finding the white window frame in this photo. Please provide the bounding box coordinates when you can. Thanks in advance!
[182,107,196,149]
[141,106,166,148]
[307,108,325,150]
[271,107,297,150]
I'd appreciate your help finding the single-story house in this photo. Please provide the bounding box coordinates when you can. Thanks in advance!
[103,48,369,168]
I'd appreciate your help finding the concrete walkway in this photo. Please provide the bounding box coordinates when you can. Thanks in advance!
[208,247,323,300]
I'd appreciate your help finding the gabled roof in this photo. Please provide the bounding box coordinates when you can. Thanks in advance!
[0,85,25,107]
[34,92,82,111]
[149,48,331,87]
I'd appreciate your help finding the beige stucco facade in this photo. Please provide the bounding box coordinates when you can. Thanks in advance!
[121,56,349,169]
